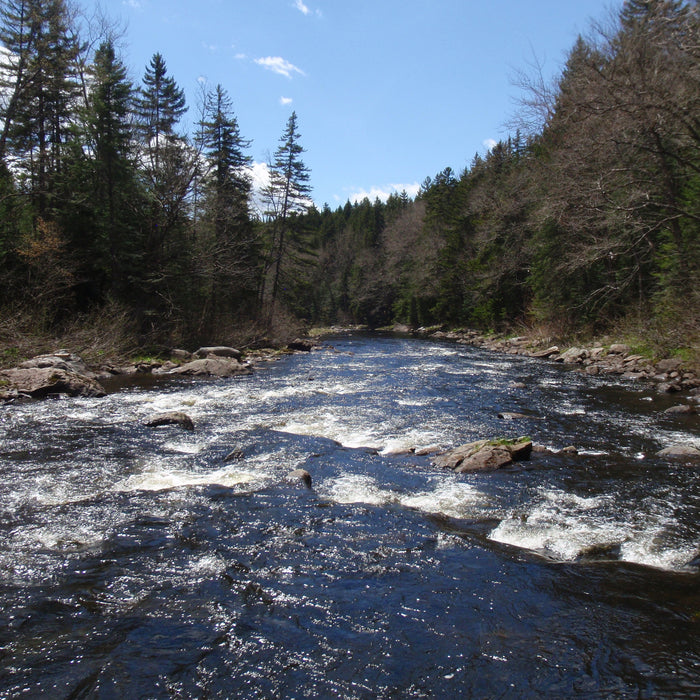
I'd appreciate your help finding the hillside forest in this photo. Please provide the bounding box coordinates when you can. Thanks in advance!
[0,0,698,360]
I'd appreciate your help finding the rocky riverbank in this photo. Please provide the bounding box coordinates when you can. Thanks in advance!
[417,328,700,396]
[0,339,319,402]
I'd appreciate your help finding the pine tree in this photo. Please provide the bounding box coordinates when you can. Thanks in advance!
[78,39,143,300]
[0,0,83,215]
[262,111,312,309]
[196,84,257,317]
[134,52,186,172]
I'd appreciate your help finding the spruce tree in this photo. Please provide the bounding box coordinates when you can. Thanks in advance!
[263,111,312,309]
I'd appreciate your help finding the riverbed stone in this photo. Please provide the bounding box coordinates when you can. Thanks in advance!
[145,411,195,431]
[288,339,315,352]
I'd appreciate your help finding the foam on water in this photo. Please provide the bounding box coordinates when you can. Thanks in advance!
[114,464,258,493]
[320,474,489,520]
[488,487,697,571]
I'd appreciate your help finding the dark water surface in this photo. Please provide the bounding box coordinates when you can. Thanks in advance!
[1,333,698,698]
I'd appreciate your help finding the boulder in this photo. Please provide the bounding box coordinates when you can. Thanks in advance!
[145,411,194,431]
[434,438,532,473]
[609,343,631,355]
[288,338,315,352]
[286,469,312,488]
[658,382,682,393]
[193,346,242,361]
[456,447,513,473]
[169,357,251,378]
[559,347,587,364]
[656,357,683,373]
[0,366,106,398]
[656,445,700,460]
[530,346,559,358]
[663,404,697,415]
[18,350,97,378]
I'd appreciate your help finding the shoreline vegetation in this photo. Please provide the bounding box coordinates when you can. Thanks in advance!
[0,1,697,395]
[1,319,698,403]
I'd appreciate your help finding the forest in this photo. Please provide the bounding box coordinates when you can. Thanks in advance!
[0,0,698,362]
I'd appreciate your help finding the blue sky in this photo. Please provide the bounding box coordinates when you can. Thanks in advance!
[81,0,619,208]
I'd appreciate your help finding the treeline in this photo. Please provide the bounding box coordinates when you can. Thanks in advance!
[0,0,311,348]
[1,0,698,354]
[299,0,699,348]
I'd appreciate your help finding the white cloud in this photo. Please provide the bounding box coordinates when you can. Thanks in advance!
[254,56,305,78]
[279,96,293,106]
[293,0,310,15]
[123,0,142,9]
[483,138,498,152]
[345,183,421,205]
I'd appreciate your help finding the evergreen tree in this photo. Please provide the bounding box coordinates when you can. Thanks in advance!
[64,38,144,304]
[133,51,195,324]
[262,110,312,309]
[196,84,257,318]
[0,0,83,215]
[134,52,186,172]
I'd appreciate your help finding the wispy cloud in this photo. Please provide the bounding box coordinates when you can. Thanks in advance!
[280,96,293,106]
[293,0,310,15]
[345,183,421,204]
[122,0,142,9]
[254,56,305,78]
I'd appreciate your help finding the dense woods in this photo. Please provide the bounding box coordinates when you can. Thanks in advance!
[0,0,698,359]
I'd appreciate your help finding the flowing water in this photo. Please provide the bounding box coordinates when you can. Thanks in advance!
[1,332,699,698]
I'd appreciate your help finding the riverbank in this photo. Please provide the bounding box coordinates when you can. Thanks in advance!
[0,339,319,402]
[414,327,700,394]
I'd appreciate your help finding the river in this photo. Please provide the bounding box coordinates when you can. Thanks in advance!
[1,332,698,698]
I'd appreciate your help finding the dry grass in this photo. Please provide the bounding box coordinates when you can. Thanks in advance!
[0,301,140,369]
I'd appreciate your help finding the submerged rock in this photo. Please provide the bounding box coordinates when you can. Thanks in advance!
[497,412,531,420]
[145,411,195,431]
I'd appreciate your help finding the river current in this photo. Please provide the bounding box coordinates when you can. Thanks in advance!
[1,332,698,698]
